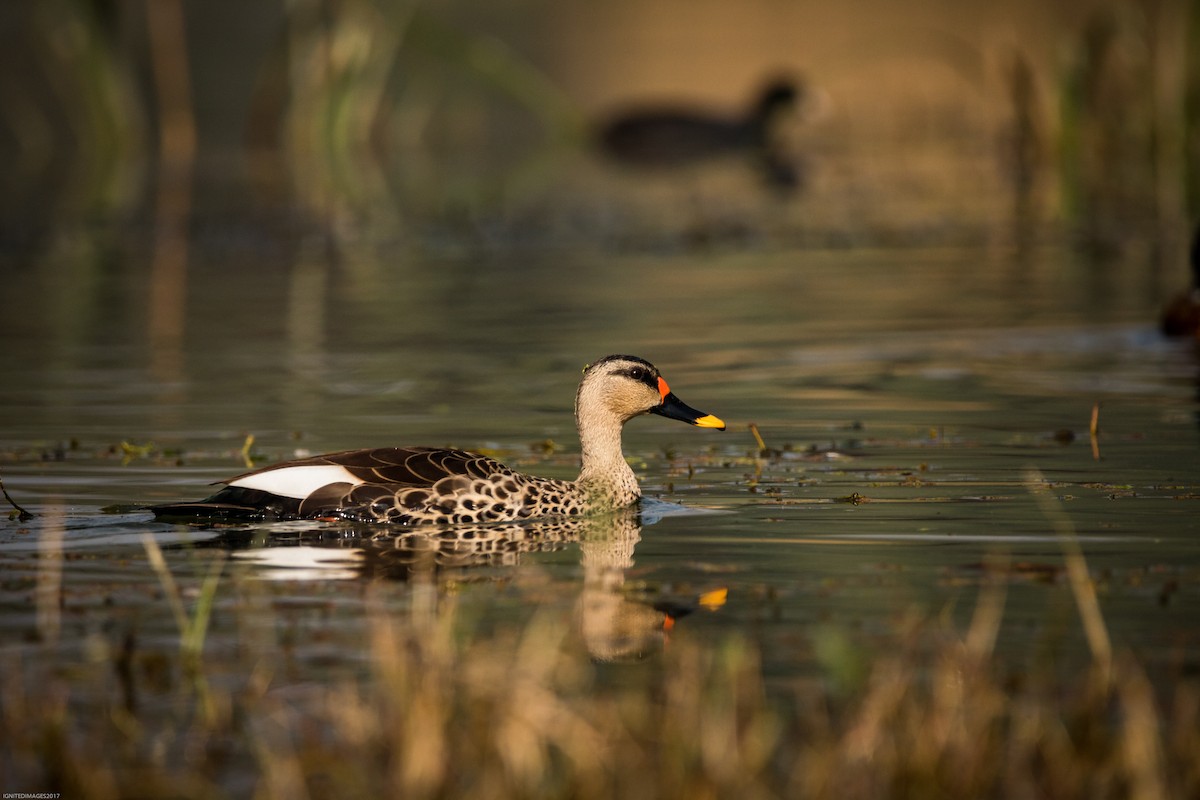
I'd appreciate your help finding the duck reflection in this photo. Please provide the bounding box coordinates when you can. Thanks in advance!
[595,75,805,194]
[208,506,725,661]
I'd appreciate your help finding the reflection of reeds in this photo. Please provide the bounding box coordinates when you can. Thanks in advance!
[2,557,1198,797]
[277,2,583,224]
[1187,3,1200,213]
[280,0,415,222]
[1025,467,1112,682]
[144,0,195,383]
[141,534,224,667]
[1057,4,1193,244]
[36,503,64,644]
[8,2,1198,243]
[16,1,144,211]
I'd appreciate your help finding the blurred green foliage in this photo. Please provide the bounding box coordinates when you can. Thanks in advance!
[0,0,1195,247]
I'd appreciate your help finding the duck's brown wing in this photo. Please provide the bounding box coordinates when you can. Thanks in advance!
[221,447,505,488]
[150,448,522,523]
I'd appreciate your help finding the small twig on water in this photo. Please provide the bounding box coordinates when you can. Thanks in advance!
[1089,403,1100,461]
[749,423,767,452]
[0,472,34,521]
[744,422,772,460]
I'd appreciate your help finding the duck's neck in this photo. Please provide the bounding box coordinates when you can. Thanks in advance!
[575,414,641,508]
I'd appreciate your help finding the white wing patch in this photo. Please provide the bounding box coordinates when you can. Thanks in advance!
[229,465,364,499]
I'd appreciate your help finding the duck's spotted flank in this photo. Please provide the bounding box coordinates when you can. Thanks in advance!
[151,355,725,524]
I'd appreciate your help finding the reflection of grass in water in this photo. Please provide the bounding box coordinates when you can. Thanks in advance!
[279,3,584,222]
[12,2,1199,242]
[3,544,1199,797]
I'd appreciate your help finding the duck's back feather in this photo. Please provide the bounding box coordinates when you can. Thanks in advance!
[225,447,499,488]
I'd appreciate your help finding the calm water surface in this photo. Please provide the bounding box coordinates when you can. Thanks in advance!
[2,234,1198,706]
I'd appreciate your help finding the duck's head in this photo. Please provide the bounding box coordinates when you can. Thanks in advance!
[577,355,726,430]
[753,76,802,120]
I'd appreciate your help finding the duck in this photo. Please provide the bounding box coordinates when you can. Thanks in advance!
[1161,223,1200,338]
[151,355,725,524]
[596,76,802,188]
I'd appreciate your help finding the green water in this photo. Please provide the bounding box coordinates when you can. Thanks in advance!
[2,234,1197,686]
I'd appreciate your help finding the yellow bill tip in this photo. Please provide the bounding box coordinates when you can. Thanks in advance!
[698,587,728,610]
[694,414,726,430]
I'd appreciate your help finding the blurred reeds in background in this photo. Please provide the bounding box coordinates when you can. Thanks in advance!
[1,0,1196,248]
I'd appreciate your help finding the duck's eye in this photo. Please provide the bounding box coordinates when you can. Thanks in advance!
[627,367,646,381]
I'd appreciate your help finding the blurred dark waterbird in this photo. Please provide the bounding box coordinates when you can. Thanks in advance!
[1160,224,1200,338]
[596,76,803,191]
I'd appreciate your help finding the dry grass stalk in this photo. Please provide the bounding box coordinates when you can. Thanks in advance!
[1025,467,1113,682]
